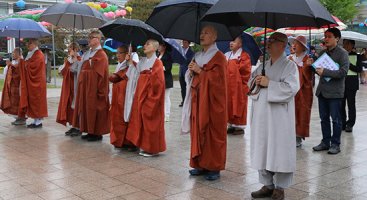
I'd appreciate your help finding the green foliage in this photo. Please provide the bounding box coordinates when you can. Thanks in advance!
[320,0,359,22]
[125,0,163,21]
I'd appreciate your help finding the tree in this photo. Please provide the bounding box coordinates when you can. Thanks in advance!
[320,0,359,22]
[125,0,163,21]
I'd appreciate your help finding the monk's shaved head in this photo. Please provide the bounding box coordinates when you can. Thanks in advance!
[200,25,218,50]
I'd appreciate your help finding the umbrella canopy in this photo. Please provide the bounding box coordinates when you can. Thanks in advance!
[339,31,367,48]
[146,0,245,44]
[164,38,187,64]
[99,18,163,46]
[277,16,347,35]
[202,0,336,29]
[0,18,51,38]
[40,3,107,29]
[103,38,124,52]
[216,32,262,65]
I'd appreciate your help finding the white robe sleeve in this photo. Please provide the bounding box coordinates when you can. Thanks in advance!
[267,62,300,103]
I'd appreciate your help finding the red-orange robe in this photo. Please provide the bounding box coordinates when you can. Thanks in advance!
[227,51,251,125]
[109,67,131,147]
[1,63,21,116]
[295,55,313,138]
[190,52,228,171]
[19,50,48,118]
[56,57,81,126]
[72,49,110,135]
[126,59,166,154]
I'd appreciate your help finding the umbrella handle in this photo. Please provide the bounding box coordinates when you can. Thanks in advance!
[247,75,262,96]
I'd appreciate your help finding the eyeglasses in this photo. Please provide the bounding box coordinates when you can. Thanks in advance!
[267,38,286,44]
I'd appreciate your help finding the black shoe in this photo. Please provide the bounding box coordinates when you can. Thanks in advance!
[81,134,91,140]
[312,142,330,151]
[65,128,76,136]
[204,171,220,181]
[227,127,235,134]
[87,135,103,142]
[328,144,341,154]
[345,125,353,132]
[70,130,82,137]
[27,123,42,128]
[179,102,183,107]
[189,168,208,176]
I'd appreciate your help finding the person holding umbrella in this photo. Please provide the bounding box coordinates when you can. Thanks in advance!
[125,39,166,157]
[249,32,300,200]
[225,36,252,135]
[72,30,110,142]
[288,35,314,147]
[311,28,349,154]
[18,38,48,128]
[56,42,81,136]
[0,48,26,125]
[182,25,228,181]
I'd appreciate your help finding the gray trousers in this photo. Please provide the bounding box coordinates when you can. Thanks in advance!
[258,169,293,189]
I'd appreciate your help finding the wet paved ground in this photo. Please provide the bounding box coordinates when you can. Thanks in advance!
[0,81,367,200]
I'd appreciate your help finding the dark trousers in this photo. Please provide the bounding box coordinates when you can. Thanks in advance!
[342,89,357,128]
[318,95,343,146]
[179,75,186,102]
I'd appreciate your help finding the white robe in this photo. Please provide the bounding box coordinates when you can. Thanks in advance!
[249,55,300,173]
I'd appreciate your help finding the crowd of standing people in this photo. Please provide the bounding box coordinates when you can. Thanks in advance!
[1,25,366,199]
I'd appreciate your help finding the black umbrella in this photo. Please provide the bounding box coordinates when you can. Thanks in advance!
[202,0,335,71]
[146,0,246,44]
[99,18,163,46]
[202,0,336,94]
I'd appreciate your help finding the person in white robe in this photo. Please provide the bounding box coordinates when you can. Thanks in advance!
[249,32,300,200]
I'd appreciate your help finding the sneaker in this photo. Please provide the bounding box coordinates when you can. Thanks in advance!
[328,144,341,155]
[81,134,91,140]
[312,142,330,151]
[345,125,353,132]
[271,188,285,200]
[70,130,82,137]
[251,186,274,198]
[204,171,220,181]
[296,137,302,148]
[65,128,76,136]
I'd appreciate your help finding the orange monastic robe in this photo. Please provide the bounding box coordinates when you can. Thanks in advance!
[72,49,110,135]
[190,52,228,171]
[226,50,251,125]
[126,59,166,154]
[1,62,21,115]
[56,57,80,126]
[110,66,130,147]
[19,50,48,118]
[294,55,313,138]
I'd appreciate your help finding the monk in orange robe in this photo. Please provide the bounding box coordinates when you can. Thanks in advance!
[56,43,81,136]
[125,39,166,156]
[109,45,133,148]
[72,30,110,142]
[0,48,26,125]
[18,38,48,128]
[288,36,313,147]
[225,36,252,135]
[182,25,227,181]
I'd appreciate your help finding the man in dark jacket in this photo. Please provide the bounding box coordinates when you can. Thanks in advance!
[342,39,363,132]
[311,28,349,155]
[179,40,194,107]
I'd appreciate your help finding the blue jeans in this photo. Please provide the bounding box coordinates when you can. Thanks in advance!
[318,95,343,146]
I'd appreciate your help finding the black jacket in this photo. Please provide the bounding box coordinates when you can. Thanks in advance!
[345,52,364,91]
[160,52,173,89]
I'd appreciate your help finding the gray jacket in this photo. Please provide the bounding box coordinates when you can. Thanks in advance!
[315,46,349,99]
